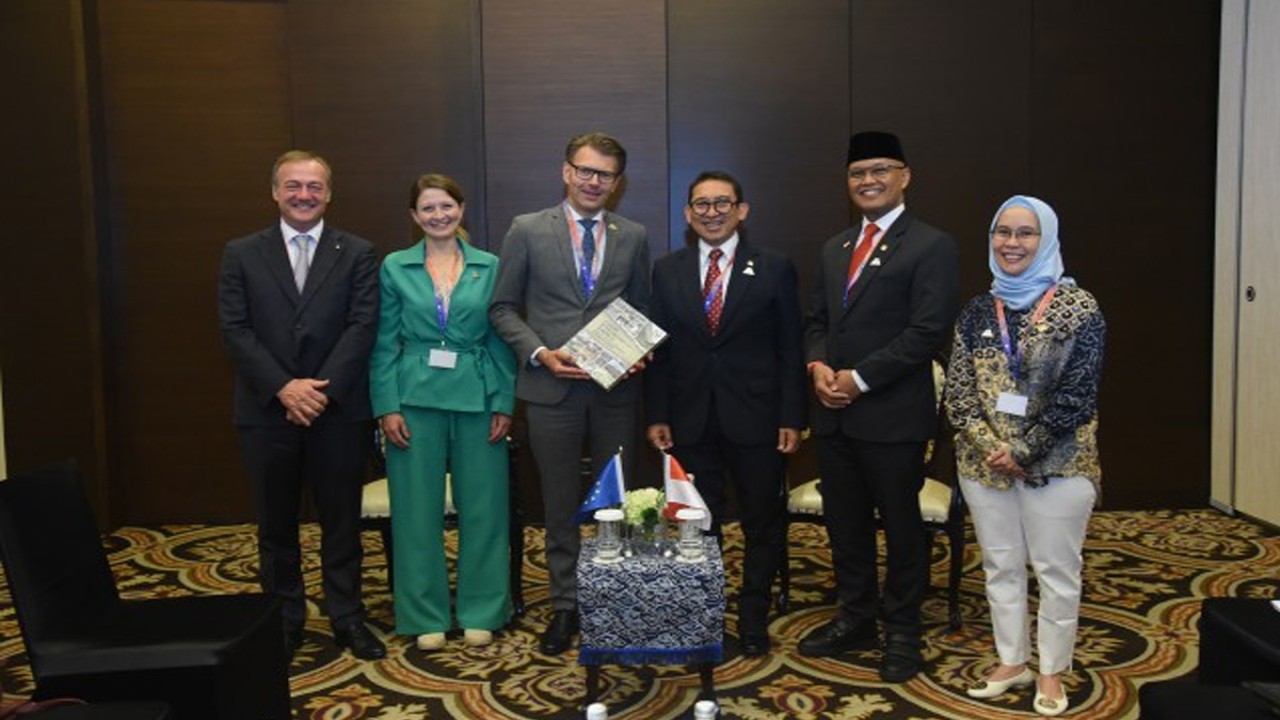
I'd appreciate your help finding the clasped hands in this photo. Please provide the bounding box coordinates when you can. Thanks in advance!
[278,378,330,427]
[811,362,861,409]
[985,445,1027,478]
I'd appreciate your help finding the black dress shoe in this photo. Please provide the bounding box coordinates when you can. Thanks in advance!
[334,620,387,660]
[740,631,771,657]
[540,609,579,656]
[879,635,923,683]
[797,616,878,657]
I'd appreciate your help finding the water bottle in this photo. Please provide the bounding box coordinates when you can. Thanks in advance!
[693,699,718,719]
[585,702,608,720]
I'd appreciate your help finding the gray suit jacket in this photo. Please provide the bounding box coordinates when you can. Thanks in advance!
[489,204,650,405]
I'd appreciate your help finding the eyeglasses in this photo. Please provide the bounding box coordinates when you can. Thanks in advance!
[689,197,739,216]
[567,161,619,184]
[990,227,1041,241]
[847,164,905,182]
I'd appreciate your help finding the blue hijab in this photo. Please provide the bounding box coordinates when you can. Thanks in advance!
[988,195,1065,310]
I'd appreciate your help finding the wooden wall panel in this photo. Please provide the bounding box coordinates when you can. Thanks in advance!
[1030,0,1219,508]
[481,0,669,257]
[287,0,486,255]
[849,1,1032,301]
[96,0,292,522]
[667,0,850,283]
[0,0,109,516]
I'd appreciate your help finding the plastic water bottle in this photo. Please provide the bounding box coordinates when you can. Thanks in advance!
[585,702,608,720]
[693,700,718,719]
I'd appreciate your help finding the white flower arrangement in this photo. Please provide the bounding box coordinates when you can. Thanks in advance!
[622,487,665,529]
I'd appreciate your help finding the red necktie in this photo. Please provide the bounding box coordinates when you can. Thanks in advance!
[703,248,725,334]
[844,223,879,305]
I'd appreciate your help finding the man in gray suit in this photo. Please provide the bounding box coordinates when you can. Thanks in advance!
[490,132,650,655]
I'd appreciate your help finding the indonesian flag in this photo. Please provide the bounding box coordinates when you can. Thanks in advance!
[662,453,712,530]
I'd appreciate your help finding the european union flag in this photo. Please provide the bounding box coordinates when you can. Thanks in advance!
[574,452,625,524]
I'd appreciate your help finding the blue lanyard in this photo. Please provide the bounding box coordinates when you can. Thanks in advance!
[433,291,449,337]
[994,285,1057,382]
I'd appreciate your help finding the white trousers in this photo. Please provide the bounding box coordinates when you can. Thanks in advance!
[961,476,1095,674]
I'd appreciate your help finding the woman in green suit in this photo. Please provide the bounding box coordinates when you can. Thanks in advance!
[370,174,517,650]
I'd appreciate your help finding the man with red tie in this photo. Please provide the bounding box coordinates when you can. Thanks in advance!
[800,132,959,681]
[645,170,806,657]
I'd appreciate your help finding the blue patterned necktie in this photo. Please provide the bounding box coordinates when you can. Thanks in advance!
[579,218,597,296]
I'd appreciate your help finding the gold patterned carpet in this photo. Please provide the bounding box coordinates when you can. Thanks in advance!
[1,510,1278,719]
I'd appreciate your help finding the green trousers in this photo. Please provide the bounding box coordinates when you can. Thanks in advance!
[386,406,510,633]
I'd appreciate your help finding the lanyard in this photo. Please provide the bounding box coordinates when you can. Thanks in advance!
[425,245,461,339]
[994,285,1057,382]
[701,250,735,315]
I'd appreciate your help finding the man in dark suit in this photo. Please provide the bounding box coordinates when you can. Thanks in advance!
[218,150,386,661]
[800,132,959,681]
[489,132,650,655]
[645,170,806,657]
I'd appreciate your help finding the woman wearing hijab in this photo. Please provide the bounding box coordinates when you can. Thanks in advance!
[944,195,1105,716]
[370,174,517,651]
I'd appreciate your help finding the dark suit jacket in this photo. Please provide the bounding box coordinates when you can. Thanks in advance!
[804,212,958,442]
[646,240,807,446]
[489,205,650,406]
[218,224,379,427]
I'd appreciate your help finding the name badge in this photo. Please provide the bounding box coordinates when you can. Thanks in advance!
[996,391,1028,417]
[428,348,458,369]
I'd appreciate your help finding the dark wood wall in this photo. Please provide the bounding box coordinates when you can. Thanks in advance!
[0,0,1219,523]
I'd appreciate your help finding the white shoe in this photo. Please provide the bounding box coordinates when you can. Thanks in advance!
[1034,683,1069,717]
[463,629,493,647]
[416,632,446,651]
[967,667,1035,699]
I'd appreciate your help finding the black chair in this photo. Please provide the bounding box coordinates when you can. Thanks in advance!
[361,432,526,617]
[778,358,966,630]
[1139,597,1280,720]
[0,460,291,720]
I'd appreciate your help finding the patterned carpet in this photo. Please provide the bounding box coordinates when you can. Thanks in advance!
[1,510,1278,719]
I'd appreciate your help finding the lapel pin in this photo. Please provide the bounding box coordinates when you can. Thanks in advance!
[842,240,851,248]
[472,270,480,280]
[743,266,756,276]
[879,244,888,251]
[981,328,995,338]
[869,258,882,267]
[608,223,618,231]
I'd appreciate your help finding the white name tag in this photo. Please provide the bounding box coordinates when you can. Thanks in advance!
[996,391,1028,417]
[428,348,458,369]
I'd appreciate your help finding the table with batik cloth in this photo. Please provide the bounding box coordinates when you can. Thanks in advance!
[577,537,724,703]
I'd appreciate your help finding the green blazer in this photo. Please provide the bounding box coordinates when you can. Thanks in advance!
[370,239,516,417]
